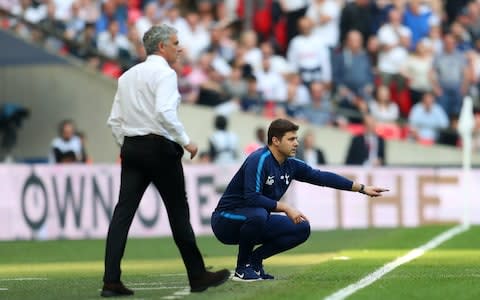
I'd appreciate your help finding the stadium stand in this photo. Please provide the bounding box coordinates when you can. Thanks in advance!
[1,0,480,165]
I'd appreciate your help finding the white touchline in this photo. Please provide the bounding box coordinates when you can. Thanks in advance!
[0,288,7,291]
[324,224,469,300]
[161,287,190,300]
[173,288,190,296]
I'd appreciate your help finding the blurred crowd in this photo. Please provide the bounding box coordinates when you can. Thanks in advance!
[3,0,480,153]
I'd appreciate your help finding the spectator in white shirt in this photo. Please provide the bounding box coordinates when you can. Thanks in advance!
[182,11,210,62]
[97,19,129,59]
[49,119,83,163]
[163,5,190,43]
[400,38,434,106]
[241,30,262,71]
[286,72,311,106]
[248,40,291,75]
[103,24,230,297]
[77,0,100,24]
[377,8,411,88]
[135,1,156,39]
[64,1,86,40]
[255,56,287,103]
[208,115,239,164]
[306,0,341,48]
[369,85,399,124]
[12,0,47,24]
[53,0,75,21]
[287,16,332,87]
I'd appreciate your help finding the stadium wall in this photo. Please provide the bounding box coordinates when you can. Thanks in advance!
[0,164,477,240]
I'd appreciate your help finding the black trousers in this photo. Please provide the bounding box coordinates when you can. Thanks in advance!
[103,135,206,283]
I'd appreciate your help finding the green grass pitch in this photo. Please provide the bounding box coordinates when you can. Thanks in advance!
[1,226,479,299]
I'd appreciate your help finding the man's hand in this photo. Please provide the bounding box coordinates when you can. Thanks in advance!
[184,143,198,159]
[362,186,389,197]
[275,202,309,224]
[285,207,309,224]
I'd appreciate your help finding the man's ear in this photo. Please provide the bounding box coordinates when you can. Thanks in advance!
[272,136,280,145]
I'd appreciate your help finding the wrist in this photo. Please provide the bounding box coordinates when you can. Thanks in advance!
[276,202,290,213]
[358,184,365,194]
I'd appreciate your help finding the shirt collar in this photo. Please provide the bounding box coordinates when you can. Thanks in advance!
[146,55,169,66]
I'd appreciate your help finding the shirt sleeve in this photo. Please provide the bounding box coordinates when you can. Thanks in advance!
[293,159,353,190]
[242,154,278,211]
[107,90,124,146]
[154,71,190,146]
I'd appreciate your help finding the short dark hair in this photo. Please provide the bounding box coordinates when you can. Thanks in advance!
[267,119,299,145]
[214,115,228,130]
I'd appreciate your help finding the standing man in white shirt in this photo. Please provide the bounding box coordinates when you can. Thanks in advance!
[102,24,230,297]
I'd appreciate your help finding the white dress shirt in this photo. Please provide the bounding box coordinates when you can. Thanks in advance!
[108,55,190,147]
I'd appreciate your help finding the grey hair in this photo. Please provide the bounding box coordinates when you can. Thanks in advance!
[143,24,178,55]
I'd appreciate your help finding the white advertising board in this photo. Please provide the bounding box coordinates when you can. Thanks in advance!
[0,164,477,240]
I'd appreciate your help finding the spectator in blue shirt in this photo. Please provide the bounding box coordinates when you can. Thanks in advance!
[211,118,388,281]
[402,0,432,50]
[333,30,374,103]
[432,33,469,117]
[408,91,449,143]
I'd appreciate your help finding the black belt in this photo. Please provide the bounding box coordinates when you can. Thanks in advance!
[126,134,168,141]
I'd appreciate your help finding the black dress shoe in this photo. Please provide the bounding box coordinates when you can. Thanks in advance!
[101,281,134,297]
[190,269,230,293]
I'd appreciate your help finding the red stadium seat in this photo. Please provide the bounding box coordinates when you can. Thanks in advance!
[263,101,276,119]
[399,125,411,140]
[102,61,122,78]
[345,124,365,135]
[274,17,287,53]
[375,123,402,140]
[418,138,434,146]
[128,8,142,25]
[128,0,141,9]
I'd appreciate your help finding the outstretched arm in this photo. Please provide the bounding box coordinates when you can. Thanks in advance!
[293,159,389,197]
